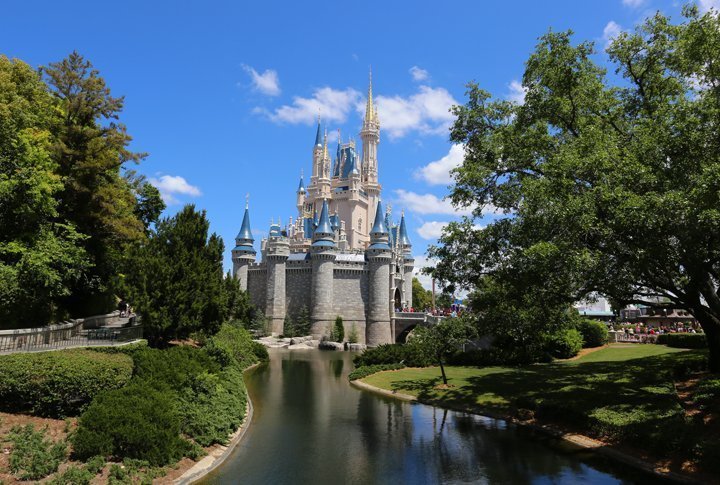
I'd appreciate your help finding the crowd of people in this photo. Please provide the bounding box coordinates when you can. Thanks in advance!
[610,321,703,335]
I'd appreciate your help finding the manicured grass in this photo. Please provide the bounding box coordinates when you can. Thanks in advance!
[362,345,708,455]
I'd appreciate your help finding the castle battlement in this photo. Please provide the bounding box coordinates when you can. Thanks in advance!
[232,73,414,346]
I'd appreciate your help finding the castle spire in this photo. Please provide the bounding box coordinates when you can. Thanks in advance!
[312,199,336,247]
[399,210,411,248]
[235,199,255,250]
[314,116,322,147]
[297,169,306,193]
[365,67,374,123]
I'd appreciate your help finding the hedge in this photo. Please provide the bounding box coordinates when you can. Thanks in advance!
[348,363,405,381]
[72,380,188,466]
[656,333,708,349]
[132,346,221,391]
[545,328,583,359]
[576,320,609,348]
[204,324,267,369]
[0,350,133,417]
[353,343,433,368]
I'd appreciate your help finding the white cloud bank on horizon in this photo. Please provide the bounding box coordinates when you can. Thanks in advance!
[241,64,281,96]
[507,80,527,104]
[602,21,623,48]
[370,85,458,139]
[149,175,202,205]
[393,189,473,216]
[257,86,362,125]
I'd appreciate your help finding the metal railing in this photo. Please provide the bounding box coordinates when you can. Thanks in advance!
[0,314,143,354]
[613,332,658,344]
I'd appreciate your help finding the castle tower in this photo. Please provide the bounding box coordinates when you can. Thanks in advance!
[265,221,290,335]
[311,118,323,188]
[310,199,337,338]
[296,171,306,217]
[231,199,256,291]
[366,199,393,346]
[399,211,414,309]
[361,69,381,218]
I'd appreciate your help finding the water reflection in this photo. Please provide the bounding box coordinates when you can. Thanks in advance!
[202,350,652,485]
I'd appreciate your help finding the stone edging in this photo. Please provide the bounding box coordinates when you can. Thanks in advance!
[174,362,262,484]
[351,377,699,484]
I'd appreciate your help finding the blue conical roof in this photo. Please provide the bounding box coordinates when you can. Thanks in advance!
[314,120,322,147]
[370,200,389,236]
[399,213,411,247]
[314,199,333,236]
[236,206,254,242]
[297,175,306,193]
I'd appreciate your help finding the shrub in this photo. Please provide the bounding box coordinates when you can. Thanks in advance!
[353,343,433,368]
[348,363,405,381]
[7,424,67,480]
[49,465,95,485]
[348,324,359,344]
[73,381,186,466]
[447,348,504,366]
[331,316,344,342]
[656,333,708,349]
[179,366,247,446]
[545,328,583,359]
[0,350,133,417]
[251,341,269,362]
[89,339,149,355]
[204,324,264,369]
[576,320,608,348]
[695,377,720,412]
[132,346,220,391]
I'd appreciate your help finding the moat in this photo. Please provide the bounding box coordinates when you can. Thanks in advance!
[201,350,659,484]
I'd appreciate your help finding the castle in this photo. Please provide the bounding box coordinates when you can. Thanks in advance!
[231,73,415,346]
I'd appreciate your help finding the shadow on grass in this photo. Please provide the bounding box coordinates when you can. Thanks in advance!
[388,351,708,452]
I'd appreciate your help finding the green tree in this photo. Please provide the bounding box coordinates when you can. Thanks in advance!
[0,56,90,326]
[332,316,344,342]
[430,7,720,371]
[412,317,476,385]
[43,52,148,314]
[294,306,311,336]
[222,271,252,324]
[412,277,432,311]
[122,205,227,345]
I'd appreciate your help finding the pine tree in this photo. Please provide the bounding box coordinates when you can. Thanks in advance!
[332,316,344,342]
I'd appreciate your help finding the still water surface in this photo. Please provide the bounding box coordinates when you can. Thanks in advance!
[202,349,656,484]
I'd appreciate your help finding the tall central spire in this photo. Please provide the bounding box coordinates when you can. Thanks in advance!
[365,68,374,122]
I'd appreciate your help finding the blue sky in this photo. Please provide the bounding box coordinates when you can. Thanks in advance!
[2,0,714,289]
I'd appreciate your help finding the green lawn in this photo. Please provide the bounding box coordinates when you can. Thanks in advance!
[362,344,708,455]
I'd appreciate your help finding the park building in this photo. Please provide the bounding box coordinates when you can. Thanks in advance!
[231,73,415,346]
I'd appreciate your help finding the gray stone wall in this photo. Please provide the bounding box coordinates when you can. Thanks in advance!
[310,250,336,338]
[266,256,288,334]
[285,265,312,317]
[332,268,368,344]
[247,266,266,310]
[367,253,392,346]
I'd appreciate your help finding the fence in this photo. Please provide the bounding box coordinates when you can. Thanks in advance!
[612,332,658,344]
[0,313,143,353]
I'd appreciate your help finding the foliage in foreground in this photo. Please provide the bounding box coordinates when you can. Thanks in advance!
[72,380,187,466]
[6,424,67,480]
[354,343,434,368]
[545,328,584,359]
[412,317,477,384]
[0,349,133,417]
[430,6,720,371]
[576,319,609,348]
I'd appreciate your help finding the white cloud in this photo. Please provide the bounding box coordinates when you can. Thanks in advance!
[409,66,429,82]
[417,221,449,240]
[602,21,623,48]
[412,255,437,291]
[264,87,362,125]
[393,189,473,216]
[415,144,464,186]
[622,0,646,7]
[149,175,202,205]
[369,85,458,139]
[698,0,720,12]
[241,64,281,96]
[507,80,527,104]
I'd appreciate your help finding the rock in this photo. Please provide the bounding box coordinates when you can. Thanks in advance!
[347,343,366,351]
[288,343,313,350]
[305,340,319,348]
[319,341,344,351]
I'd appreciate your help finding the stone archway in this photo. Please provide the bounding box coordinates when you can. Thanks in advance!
[394,287,402,311]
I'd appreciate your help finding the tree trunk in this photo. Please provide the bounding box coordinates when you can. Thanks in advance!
[438,356,448,385]
[701,320,720,373]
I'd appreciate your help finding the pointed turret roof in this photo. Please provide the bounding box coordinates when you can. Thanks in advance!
[370,200,389,237]
[297,173,306,193]
[314,118,322,147]
[365,68,374,122]
[399,211,411,247]
[236,203,254,242]
[312,199,336,248]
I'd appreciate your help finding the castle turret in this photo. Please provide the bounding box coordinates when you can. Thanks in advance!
[232,199,256,291]
[296,171,306,217]
[366,200,393,346]
[361,69,381,215]
[310,199,337,338]
[311,118,323,187]
[399,211,415,309]
[265,221,289,335]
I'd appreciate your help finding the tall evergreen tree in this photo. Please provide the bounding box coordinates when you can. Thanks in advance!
[122,205,227,345]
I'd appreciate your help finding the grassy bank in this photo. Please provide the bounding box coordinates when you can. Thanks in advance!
[360,344,718,476]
